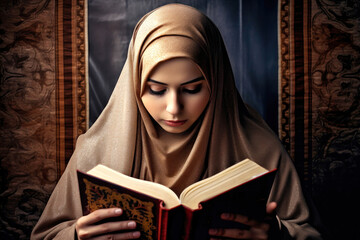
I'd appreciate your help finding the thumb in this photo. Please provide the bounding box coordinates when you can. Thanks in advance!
[266,202,277,215]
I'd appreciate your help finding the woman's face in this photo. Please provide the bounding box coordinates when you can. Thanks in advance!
[141,58,210,134]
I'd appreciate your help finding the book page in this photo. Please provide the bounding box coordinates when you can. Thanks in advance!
[179,159,268,209]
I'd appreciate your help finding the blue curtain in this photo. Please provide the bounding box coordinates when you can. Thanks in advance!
[88,0,278,132]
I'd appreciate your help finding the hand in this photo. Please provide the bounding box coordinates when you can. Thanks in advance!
[209,202,279,240]
[75,208,141,240]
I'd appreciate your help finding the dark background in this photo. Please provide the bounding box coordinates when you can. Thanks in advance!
[88,0,279,132]
[1,0,359,239]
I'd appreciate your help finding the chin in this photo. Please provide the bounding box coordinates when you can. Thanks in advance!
[163,128,187,134]
[161,125,189,134]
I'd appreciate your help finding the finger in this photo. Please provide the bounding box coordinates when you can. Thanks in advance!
[78,220,138,239]
[90,231,141,240]
[221,213,260,227]
[250,227,268,240]
[221,213,272,233]
[209,228,252,239]
[209,227,270,240]
[266,202,277,215]
[78,208,123,227]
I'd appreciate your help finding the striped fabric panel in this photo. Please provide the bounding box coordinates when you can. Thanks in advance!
[55,0,88,176]
[278,0,312,191]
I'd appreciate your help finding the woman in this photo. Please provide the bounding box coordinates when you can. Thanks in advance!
[31,4,323,240]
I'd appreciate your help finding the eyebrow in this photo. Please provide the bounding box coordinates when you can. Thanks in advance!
[147,76,205,86]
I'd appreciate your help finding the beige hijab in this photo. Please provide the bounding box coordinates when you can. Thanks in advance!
[75,3,282,195]
[31,4,323,239]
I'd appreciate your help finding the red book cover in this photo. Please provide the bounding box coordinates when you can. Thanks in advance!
[159,169,277,240]
[77,164,276,240]
[77,171,162,240]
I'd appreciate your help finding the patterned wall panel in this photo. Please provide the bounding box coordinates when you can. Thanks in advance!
[279,0,360,239]
[0,0,87,239]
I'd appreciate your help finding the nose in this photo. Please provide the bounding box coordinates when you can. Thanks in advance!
[166,91,182,115]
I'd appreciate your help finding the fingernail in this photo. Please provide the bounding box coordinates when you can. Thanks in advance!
[128,221,136,228]
[132,231,141,238]
[115,208,122,214]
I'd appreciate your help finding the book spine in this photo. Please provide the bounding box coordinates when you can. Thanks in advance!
[183,207,194,240]
[158,203,168,240]
[160,205,187,240]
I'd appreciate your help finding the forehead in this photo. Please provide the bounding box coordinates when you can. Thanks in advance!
[149,58,203,82]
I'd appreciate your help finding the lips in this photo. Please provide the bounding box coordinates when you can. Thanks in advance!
[163,120,187,127]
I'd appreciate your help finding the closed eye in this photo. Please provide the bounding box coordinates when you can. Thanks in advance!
[183,84,202,94]
[149,88,166,95]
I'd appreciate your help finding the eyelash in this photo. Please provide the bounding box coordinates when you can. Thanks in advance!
[149,85,202,96]
[149,88,166,95]
[183,85,202,94]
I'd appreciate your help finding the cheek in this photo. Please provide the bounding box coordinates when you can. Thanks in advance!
[141,96,162,119]
[187,93,210,117]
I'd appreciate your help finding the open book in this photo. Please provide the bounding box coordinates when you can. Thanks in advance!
[77,159,277,240]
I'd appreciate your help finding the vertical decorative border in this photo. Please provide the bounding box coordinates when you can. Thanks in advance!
[292,0,306,186]
[278,0,312,191]
[278,0,291,153]
[56,0,88,176]
[303,0,312,188]
[76,0,89,137]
